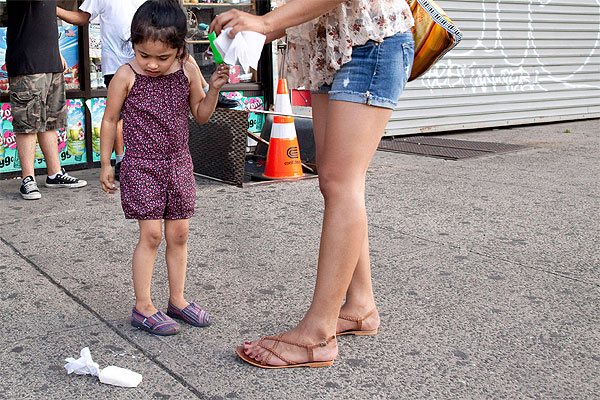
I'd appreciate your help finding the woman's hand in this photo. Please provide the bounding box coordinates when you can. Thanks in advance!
[209,64,230,90]
[99,164,118,194]
[210,9,266,38]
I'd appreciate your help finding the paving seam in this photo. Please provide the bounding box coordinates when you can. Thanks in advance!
[464,247,600,287]
[369,224,599,287]
[406,168,596,198]
[0,236,207,399]
[5,322,106,345]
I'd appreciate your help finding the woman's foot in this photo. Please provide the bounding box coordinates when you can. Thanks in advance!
[240,326,338,368]
[336,305,380,336]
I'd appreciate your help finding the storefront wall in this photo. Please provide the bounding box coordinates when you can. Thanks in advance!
[387,0,600,135]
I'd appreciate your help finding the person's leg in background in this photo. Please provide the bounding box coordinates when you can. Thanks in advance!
[10,74,45,199]
[14,132,40,199]
[43,72,86,188]
[10,73,86,200]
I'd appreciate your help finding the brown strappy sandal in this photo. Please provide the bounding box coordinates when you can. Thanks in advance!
[336,308,379,336]
[235,334,336,369]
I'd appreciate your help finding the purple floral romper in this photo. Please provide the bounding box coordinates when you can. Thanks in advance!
[119,63,195,220]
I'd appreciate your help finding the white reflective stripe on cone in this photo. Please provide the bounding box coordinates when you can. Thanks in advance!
[270,120,297,139]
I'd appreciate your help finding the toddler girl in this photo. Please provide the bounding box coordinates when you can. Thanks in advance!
[99,0,229,336]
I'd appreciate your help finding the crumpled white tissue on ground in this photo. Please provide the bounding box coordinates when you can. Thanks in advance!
[64,347,101,377]
[214,27,266,73]
[64,347,142,388]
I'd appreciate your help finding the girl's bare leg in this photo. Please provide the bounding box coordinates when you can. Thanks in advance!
[243,96,391,365]
[164,219,190,309]
[133,220,163,316]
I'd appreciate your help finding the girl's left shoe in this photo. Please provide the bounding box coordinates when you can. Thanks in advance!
[131,308,180,336]
[167,301,211,327]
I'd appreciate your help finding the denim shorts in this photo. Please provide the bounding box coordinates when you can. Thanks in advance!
[313,31,415,109]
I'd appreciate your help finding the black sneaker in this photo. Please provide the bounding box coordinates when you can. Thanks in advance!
[45,168,87,188]
[20,176,41,200]
[114,161,121,182]
[217,93,239,109]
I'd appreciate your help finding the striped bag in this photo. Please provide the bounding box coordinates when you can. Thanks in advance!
[407,0,463,81]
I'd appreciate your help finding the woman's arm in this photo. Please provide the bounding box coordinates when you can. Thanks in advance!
[210,0,345,38]
[56,6,92,26]
[186,61,230,125]
[99,66,131,193]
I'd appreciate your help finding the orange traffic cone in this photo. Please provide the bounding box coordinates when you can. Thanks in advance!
[263,79,304,179]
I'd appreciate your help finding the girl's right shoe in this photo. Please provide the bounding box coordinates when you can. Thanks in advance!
[131,308,180,336]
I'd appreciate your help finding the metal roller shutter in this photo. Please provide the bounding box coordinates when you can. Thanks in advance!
[388,0,600,135]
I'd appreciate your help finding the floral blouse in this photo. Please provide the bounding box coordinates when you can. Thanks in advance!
[276,0,414,90]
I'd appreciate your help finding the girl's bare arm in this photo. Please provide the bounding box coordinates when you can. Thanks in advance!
[186,61,230,124]
[99,66,131,193]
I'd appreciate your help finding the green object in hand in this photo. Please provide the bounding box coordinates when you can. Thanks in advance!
[208,32,224,64]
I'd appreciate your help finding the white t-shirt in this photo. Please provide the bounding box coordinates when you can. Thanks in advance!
[80,0,147,75]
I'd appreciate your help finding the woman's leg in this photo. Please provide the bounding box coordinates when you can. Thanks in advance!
[132,219,163,316]
[312,97,380,333]
[244,96,392,365]
[164,219,190,309]
[337,231,380,332]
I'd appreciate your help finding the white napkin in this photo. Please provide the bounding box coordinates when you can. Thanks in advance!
[64,347,142,388]
[214,27,266,73]
[64,347,101,377]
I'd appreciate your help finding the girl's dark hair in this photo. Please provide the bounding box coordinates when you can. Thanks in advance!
[130,0,188,59]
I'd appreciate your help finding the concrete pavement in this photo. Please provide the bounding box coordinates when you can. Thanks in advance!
[0,118,598,399]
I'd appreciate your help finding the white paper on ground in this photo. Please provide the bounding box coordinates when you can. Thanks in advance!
[214,27,266,73]
[64,347,142,388]
[99,366,143,388]
[64,347,101,377]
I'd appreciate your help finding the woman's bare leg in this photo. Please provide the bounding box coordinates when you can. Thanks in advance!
[244,96,391,365]
[337,231,380,332]
[311,99,380,333]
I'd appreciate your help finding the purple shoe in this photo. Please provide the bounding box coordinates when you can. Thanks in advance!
[166,301,211,327]
[131,308,180,336]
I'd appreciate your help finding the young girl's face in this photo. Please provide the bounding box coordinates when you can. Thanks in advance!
[133,40,181,77]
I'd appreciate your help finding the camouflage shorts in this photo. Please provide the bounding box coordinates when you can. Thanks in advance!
[9,73,67,134]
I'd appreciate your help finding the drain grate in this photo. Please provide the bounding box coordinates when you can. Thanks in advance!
[377,136,530,160]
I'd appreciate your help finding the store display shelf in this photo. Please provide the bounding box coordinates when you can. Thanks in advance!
[183,2,254,8]
[223,82,262,91]
[91,89,108,98]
